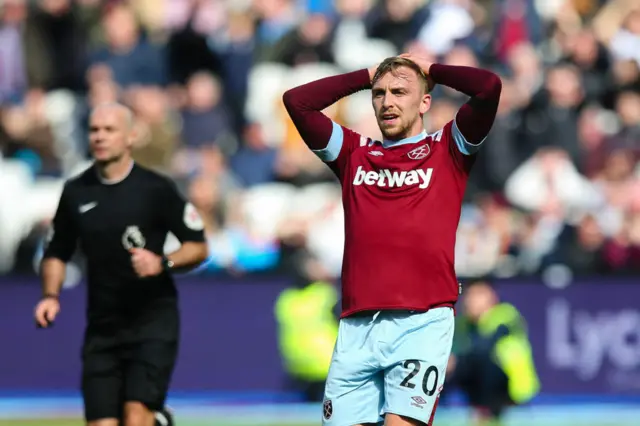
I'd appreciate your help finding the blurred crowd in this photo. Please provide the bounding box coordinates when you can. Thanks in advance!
[1,0,639,285]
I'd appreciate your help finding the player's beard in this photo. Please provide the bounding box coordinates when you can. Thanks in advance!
[379,114,416,141]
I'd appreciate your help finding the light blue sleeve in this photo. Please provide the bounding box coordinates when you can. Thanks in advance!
[312,121,344,162]
[452,116,486,156]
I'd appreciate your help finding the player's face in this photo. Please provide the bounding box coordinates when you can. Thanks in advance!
[372,66,431,140]
[89,107,133,164]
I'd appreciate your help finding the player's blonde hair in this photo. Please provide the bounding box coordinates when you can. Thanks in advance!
[371,57,433,94]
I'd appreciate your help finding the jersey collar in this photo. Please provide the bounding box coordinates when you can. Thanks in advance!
[96,160,135,185]
[381,130,428,149]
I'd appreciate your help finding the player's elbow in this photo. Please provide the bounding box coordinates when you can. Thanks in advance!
[282,89,297,113]
[282,87,311,117]
[40,256,67,282]
[486,73,502,100]
[40,255,67,273]
[472,73,502,115]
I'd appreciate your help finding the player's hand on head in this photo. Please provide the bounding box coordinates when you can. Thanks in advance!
[399,53,433,74]
[130,248,163,278]
[399,53,435,91]
[34,297,60,328]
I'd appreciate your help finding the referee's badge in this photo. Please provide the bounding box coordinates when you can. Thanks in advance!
[183,203,204,231]
[122,225,146,250]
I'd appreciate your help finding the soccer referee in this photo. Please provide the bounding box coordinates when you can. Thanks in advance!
[33,103,208,426]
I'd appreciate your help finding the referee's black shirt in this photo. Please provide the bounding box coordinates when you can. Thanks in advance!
[43,163,206,326]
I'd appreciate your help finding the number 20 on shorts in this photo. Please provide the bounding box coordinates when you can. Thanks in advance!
[399,360,440,396]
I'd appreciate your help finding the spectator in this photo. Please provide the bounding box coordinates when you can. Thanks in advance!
[179,71,234,151]
[89,4,167,88]
[368,0,429,52]
[230,122,278,187]
[609,9,640,67]
[270,12,335,66]
[129,86,180,173]
[165,0,224,84]
[545,214,608,276]
[0,0,27,103]
[23,0,88,92]
[504,147,601,220]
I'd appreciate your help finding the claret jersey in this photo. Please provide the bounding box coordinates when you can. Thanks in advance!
[315,120,477,317]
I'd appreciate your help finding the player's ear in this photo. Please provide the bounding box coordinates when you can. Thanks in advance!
[420,93,431,115]
[127,123,138,148]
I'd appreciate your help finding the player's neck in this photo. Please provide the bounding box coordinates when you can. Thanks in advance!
[96,158,134,185]
[382,122,427,145]
[382,128,427,147]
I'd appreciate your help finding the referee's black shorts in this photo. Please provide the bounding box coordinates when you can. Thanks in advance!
[81,302,179,421]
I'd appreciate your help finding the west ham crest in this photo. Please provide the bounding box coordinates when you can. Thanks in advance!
[407,144,431,160]
[323,399,333,420]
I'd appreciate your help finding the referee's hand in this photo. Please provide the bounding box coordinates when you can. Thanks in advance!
[34,298,60,328]
[130,248,163,278]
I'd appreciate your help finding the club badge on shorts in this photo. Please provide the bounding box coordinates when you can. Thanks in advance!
[323,399,333,420]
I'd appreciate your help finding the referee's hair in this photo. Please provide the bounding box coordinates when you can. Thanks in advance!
[91,102,135,129]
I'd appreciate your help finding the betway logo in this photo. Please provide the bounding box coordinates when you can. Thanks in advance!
[353,166,433,189]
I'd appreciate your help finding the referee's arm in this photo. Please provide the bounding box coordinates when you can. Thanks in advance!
[162,182,208,272]
[35,185,78,327]
[41,185,78,297]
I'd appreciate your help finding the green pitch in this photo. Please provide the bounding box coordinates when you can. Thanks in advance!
[0,407,631,426]
[0,395,633,426]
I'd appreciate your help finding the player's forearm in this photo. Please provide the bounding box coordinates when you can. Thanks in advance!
[429,64,502,143]
[282,69,371,150]
[429,64,501,99]
[40,257,66,297]
[167,242,208,272]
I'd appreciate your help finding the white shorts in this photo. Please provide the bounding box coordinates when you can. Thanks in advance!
[322,308,454,426]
